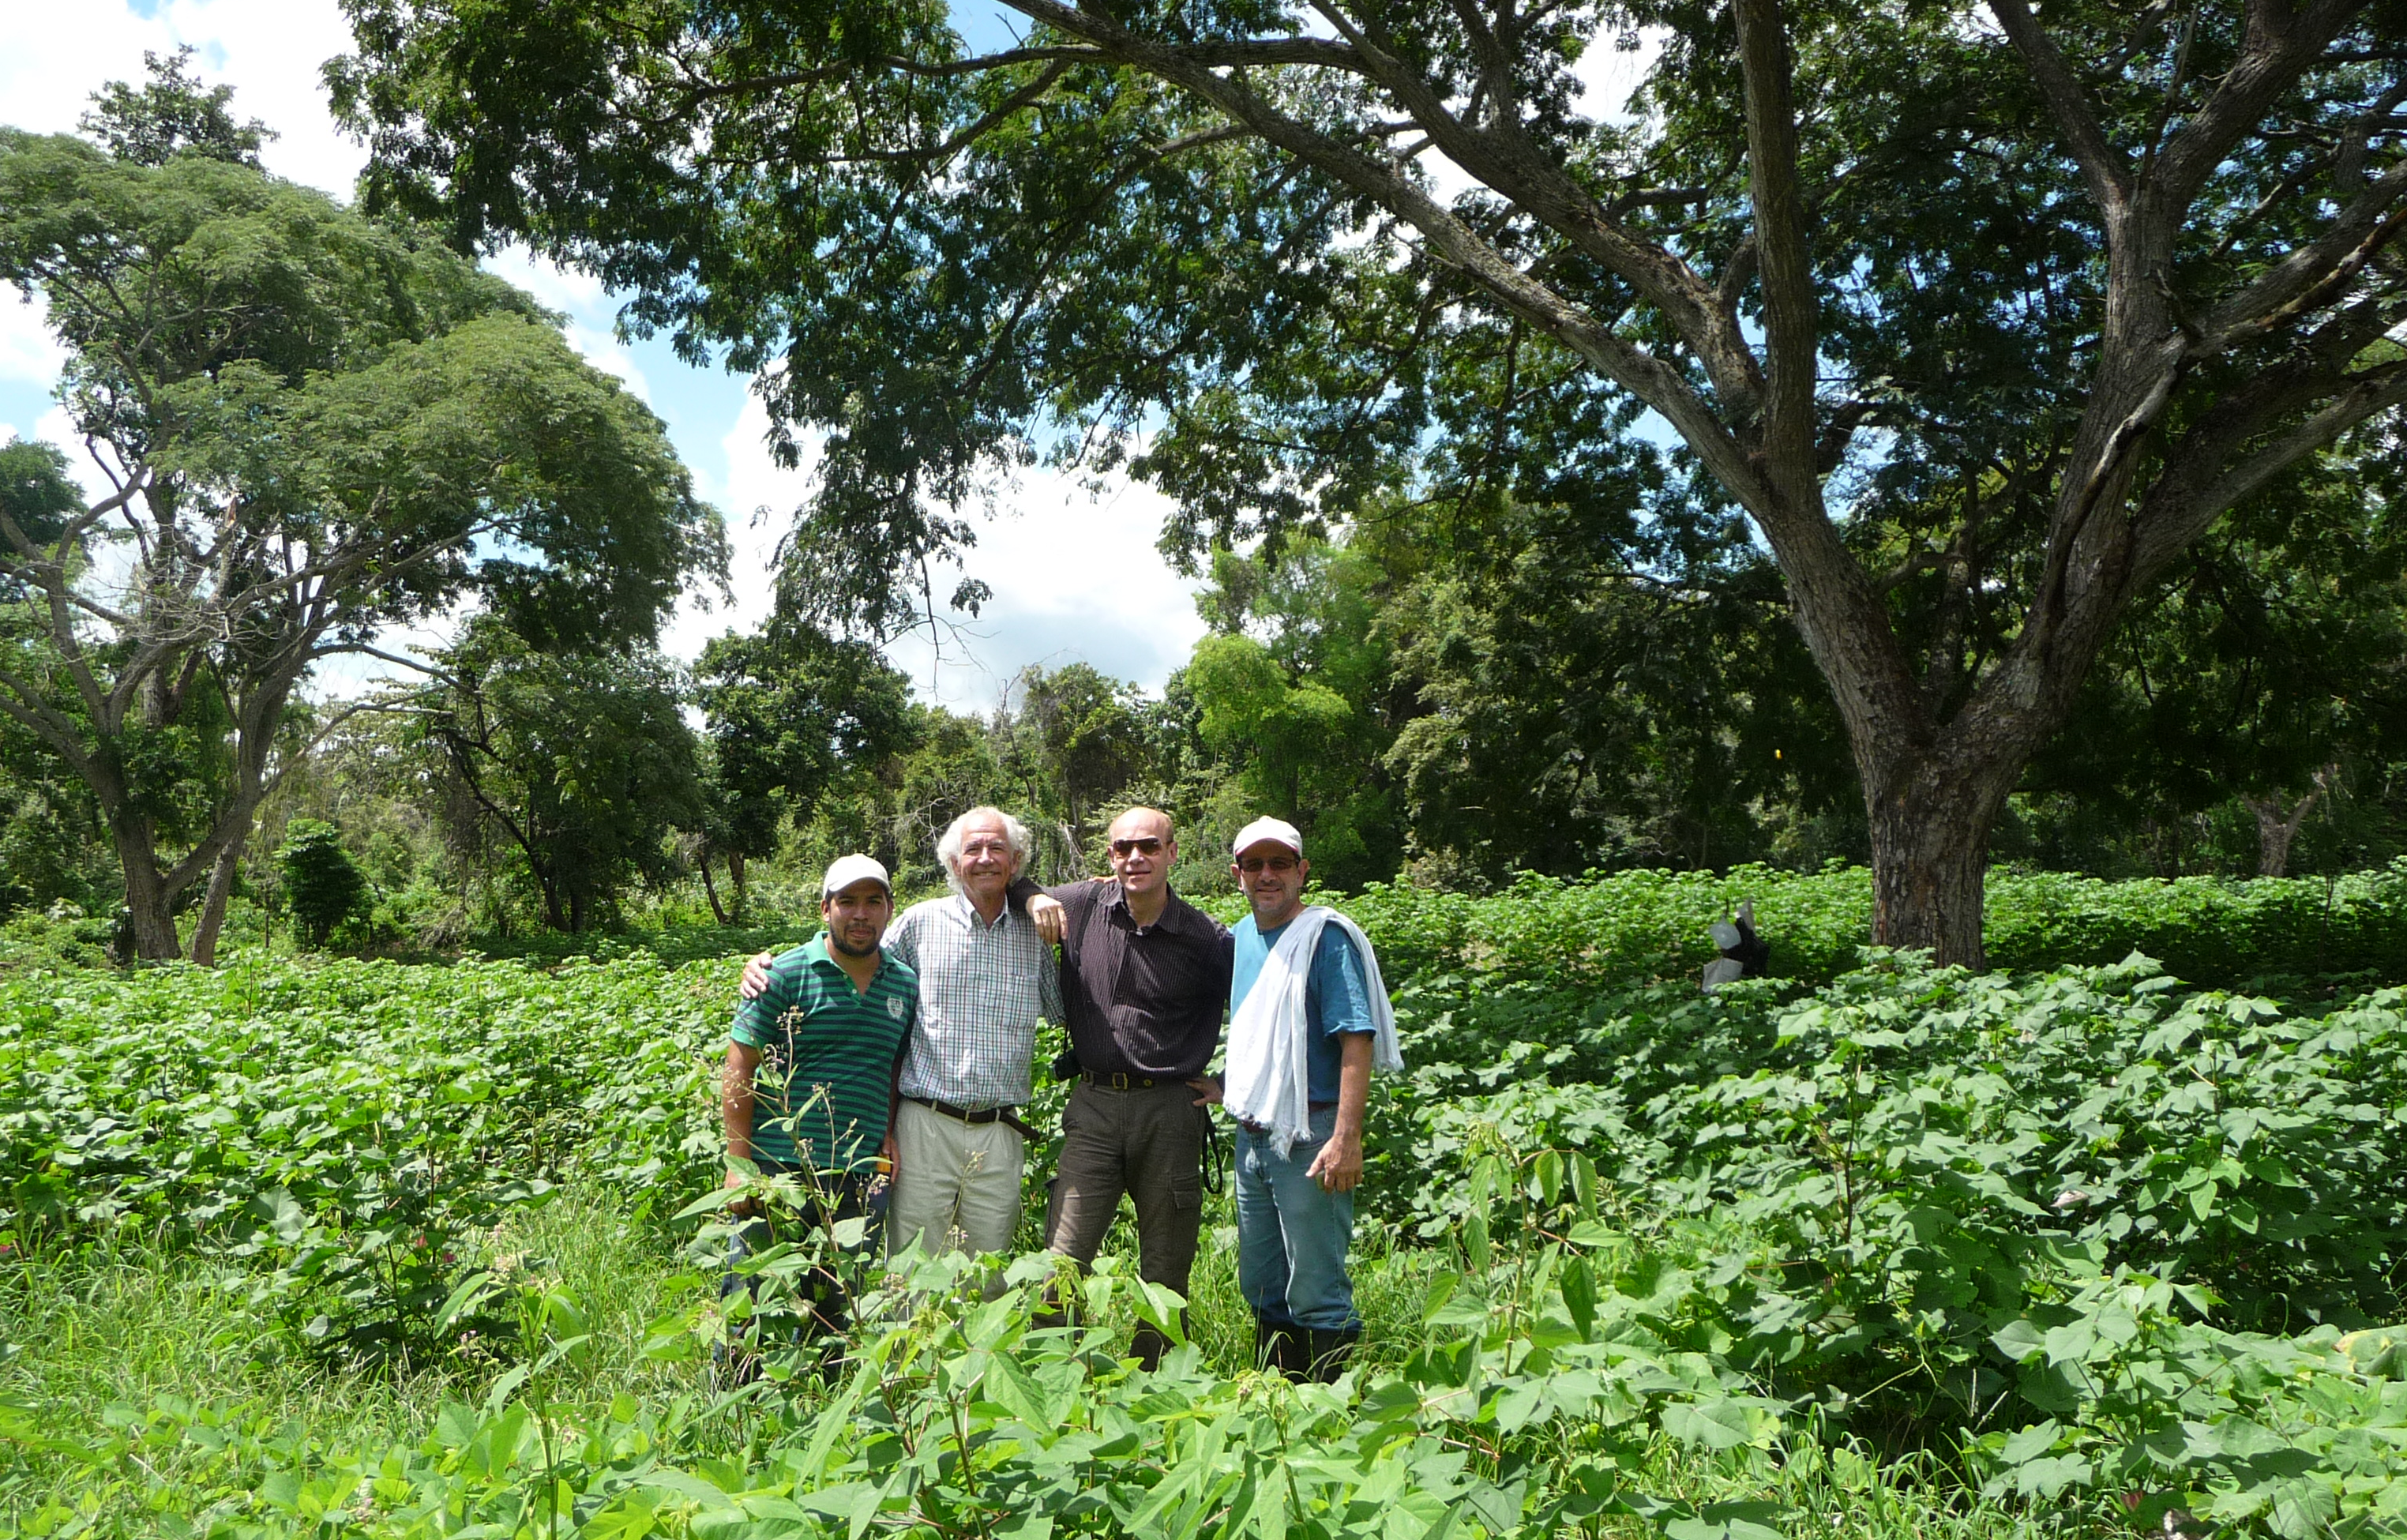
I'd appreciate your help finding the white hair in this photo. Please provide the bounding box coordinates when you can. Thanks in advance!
[936,806,1032,894]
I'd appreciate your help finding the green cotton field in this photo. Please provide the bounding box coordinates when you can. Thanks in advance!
[7,870,2407,1538]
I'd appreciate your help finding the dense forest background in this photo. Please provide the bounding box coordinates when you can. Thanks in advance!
[8,38,2407,959]
[12,490,2407,955]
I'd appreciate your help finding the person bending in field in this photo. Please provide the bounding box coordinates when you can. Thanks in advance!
[1221,817,1402,1381]
[720,854,917,1376]
[741,809,1064,1271]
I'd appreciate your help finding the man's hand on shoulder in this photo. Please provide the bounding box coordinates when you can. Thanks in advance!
[1028,892,1065,945]
[738,950,775,1001]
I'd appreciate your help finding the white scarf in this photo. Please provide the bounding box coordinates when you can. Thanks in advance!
[1223,906,1404,1159]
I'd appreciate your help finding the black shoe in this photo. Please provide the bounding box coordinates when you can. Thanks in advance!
[1305,1326,1361,1383]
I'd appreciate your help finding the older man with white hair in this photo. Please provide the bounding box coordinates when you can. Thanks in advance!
[742,806,1064,1261]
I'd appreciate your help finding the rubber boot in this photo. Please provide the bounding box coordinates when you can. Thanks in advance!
[1254,1316,1312,1379]
[1306,1325,1361,1383]
[1130,1321,1173,1372]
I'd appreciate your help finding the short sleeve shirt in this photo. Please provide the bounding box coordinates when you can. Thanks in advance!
[1230,915,1376,1104]
[730,934,917,1173]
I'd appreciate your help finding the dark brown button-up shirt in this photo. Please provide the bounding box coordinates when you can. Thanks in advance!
[1038,879,1232,1080]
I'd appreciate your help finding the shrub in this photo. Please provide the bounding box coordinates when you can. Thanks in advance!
[276,820,369,948]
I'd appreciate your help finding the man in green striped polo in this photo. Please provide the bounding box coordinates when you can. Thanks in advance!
[720,854,918,1362]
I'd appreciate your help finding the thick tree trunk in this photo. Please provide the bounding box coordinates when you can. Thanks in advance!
[729,849,749,922]
[699,855,730,926]
[188,832,247,966]
[107,810,182,961]
[1863,755,2019,971]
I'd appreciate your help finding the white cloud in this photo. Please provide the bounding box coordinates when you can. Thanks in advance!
[483,246,613,317]
[881,463,1207,709]
[32,403,116,503]
[664,389,1207,709]
[568,324,650,400]
[659,390,810,662]
[0,0,365,195]
[0,294,66,386]
[1573,28,1661,123]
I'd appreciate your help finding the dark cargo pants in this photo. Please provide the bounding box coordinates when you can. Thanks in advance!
[1043,1079,1210,1365]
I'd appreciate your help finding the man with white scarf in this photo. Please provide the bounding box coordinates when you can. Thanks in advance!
[1222,816,1403,1381]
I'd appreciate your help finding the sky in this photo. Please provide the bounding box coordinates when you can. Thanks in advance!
[0,1,1654,712]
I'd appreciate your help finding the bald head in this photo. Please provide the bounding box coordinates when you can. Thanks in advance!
[1106,806,1176,917]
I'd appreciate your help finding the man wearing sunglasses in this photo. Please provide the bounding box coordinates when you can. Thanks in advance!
[1022,806,1233,1369]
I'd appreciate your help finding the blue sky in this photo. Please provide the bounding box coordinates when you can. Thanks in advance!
[0,0,1211,712]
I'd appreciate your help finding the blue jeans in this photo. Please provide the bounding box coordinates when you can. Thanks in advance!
[1235,1105,1359,1331]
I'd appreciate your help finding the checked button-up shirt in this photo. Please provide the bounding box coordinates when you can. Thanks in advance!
[884,892,1065,1110]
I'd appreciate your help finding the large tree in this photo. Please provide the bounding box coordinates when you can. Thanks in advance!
[337,0,2407,962]
[0,68,724,960]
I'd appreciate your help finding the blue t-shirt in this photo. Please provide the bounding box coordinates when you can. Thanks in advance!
[1230,913,1376,1104]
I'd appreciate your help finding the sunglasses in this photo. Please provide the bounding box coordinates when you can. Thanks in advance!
[1109,836,1165,857]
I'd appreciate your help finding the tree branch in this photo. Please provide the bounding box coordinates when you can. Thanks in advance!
[2136,359,2407,576]
[1733,0,1819,490]
[1985,0,2133,220]
[2199,158,2407,348]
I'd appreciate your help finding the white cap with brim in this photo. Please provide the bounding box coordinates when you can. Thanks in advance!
[1230,816,1304,859]
[821,853,892,898]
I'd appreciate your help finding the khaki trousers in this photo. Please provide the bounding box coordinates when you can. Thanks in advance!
[888,1098,1027,1259]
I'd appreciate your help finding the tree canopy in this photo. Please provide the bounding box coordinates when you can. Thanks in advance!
[412,619,704,933]
[0,61,726,959]
[335,0,2407,963]
[691,622,917,918]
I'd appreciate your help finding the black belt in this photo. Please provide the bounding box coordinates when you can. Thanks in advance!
[907,1095,1037,1140]
[1083,1071,1164,1090]
[909,1094,1008,1123]
[1238,1102,1339,1136]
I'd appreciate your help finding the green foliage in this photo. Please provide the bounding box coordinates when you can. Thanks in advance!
[77,47,271,168]
[691,624,916,918]
[20,871,2407,1531]
[0,81,725,957]
[2026,445,2407,876]
[1326,862,2407,991]
[1002,663,1151,854]
[412,622,705,933]
[276,820,370,948]
[1,952,720,1366]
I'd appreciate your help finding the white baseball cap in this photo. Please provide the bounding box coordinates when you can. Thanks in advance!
[820,853,892,898]
[1230,817,1304,859]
